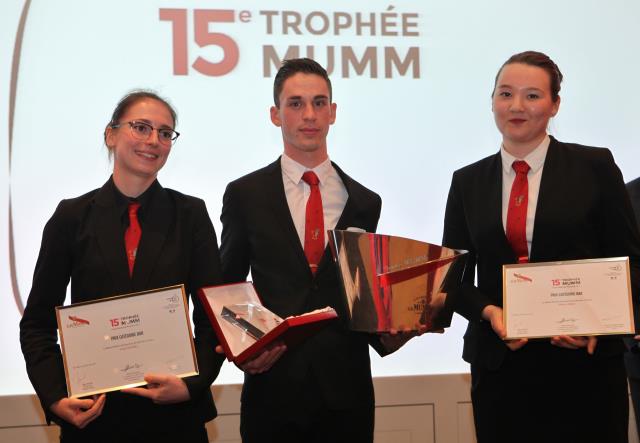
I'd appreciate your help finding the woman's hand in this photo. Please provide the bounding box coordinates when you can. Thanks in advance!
[50,394,106,429]
[481,305,528,351]
[379,324,433,353]
[121,373,190,404]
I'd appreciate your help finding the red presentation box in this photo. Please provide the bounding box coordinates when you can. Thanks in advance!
[199,282,337,364]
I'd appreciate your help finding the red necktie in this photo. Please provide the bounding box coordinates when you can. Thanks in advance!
[506,161,530,263]
[125,202,141,276]
[301,171,324,275]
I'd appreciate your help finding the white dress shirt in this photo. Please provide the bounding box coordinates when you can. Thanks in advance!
[281,153,348,248]
[500,135,550,258]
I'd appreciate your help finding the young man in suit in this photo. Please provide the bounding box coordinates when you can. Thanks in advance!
[220,58,388,443]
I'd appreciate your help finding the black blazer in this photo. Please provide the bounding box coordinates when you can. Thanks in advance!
[628,178,640,219]
[20,178,225,433]
[625,177,640,377]
[442,137,640,370]
[220,158,383,411]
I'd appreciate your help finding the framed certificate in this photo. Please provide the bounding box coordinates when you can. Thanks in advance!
[503,257,635,339]
[56,285,198,398]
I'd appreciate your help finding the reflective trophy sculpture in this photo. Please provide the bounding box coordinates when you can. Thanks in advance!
[328,230,467,332]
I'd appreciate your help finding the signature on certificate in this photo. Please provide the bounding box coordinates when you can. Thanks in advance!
[120,362,142,372]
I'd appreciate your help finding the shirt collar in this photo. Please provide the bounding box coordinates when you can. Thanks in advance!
[281,153,332,185]
[108,176,160,222]
[500,135,550,175]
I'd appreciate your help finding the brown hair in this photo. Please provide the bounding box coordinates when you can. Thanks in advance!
[273,58,332,108]
[493,51,563,102]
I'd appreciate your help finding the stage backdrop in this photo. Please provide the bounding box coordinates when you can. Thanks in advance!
[1,0,639,395]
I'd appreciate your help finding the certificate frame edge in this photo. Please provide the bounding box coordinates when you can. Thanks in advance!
[178,284,199,379]
[55,306,74,399]
[624,258,636,335]
[56,283,187,311]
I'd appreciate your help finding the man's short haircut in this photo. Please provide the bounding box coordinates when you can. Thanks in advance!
[273,58,332,108]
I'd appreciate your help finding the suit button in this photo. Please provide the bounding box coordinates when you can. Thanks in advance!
[312,284,319,291]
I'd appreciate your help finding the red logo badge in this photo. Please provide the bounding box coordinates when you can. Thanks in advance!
[68,315,90,325]
[513,273,533,282]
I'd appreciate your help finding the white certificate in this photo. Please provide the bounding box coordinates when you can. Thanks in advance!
[503,257,634,339]
[56,285,198,398]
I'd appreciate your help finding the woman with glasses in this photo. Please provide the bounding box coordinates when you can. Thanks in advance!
[442,51,640,443]
[20,90,224,442]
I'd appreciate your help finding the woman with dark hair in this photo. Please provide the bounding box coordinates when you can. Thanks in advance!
[443,51,640,443]
[20,90,224,442]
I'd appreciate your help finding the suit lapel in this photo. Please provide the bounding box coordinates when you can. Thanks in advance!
[529,137,560,261]
[130,185,173,291]
[316,162,357,276]
[333,164,357,232]
[264,160,310,271]
[93,182,131,290]
[485,153,517,261]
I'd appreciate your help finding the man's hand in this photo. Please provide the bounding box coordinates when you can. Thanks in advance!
[379,324,435,353]
[216,342,287,375]
[50,394,106,429]
[121,373,190,404]
[481,305,528,351]
[551,335,598,355]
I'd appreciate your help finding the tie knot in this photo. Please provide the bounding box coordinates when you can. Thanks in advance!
[128,202,141,217]
[512,160,530,175]
[302,171,320,186]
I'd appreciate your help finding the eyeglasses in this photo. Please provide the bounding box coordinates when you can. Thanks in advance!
[111,121,180,145]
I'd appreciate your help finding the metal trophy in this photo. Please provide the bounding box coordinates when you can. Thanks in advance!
[328,230,467,333]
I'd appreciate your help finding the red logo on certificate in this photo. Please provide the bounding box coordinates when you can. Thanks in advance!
[67,315,90,327]
[513,273,533,283]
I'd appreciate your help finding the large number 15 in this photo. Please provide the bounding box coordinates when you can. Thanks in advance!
[160,9,240,76]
